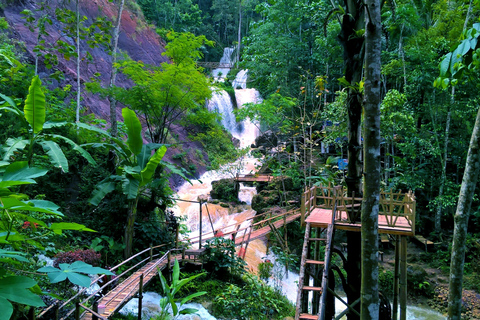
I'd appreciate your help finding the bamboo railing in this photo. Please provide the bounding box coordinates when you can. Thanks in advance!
[301,185,416,234]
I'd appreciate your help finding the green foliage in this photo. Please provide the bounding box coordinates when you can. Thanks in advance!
[0,77,96,172]
[213,274,295,320]
[0,276,45,320]
[38,261,113,288]
[110,31,213,145]
[155,259,207,320]
[203,237,246,277]
[258,259,274,281]
[210,178,238,202]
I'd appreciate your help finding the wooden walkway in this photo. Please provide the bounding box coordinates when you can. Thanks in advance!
[235,211,301,245]
[235,174,274,183]
[81,254,181,320]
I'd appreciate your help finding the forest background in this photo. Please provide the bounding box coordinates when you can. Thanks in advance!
[1,0,480,319]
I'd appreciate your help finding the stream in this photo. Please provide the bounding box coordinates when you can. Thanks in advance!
[119,48,446,320]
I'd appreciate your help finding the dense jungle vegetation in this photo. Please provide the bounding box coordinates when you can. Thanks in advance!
[1,0,480,319]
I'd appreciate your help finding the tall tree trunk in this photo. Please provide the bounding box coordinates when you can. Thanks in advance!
[361,0,381,317]
[236,0,242,67]
[448,106,480,319]
[338,1,365,318]
[435,106,451,232]
[109,0,125,138]
[75,0,81,124]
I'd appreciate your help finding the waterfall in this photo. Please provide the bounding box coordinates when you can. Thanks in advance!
[232,69,248,89]
[211,47,234,81]
[207,90,240,136]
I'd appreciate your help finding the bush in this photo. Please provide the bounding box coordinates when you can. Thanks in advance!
[203,237,246,278]
[213,274,294,320]
[211,178,238,202]
[54,249,101,267]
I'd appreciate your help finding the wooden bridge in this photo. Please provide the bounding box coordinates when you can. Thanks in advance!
[197,61,233,69]
[35,205,302,320]
[36,246,206,320]
[235,173,274,183]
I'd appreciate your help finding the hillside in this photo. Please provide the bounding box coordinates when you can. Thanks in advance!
[1,0,209,181]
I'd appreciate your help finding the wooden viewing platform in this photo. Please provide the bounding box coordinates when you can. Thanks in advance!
[301,184,416,236]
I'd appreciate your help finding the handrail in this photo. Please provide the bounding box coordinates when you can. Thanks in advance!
[38,244,167,319]
[302,185,416,232]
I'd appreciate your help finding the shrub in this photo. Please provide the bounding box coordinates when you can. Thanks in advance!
[203,237,246,278]
[54,249,101,267]
[213,274,294,320]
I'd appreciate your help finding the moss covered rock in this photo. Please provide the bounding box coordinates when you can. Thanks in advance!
[211,178,238,202]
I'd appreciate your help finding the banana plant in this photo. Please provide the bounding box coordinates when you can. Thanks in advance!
[89,108,168,258]
[0,76,96,172]
[0,160,97,320]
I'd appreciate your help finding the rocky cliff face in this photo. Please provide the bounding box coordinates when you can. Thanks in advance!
[1,0,208,183]
[3,0,168,118]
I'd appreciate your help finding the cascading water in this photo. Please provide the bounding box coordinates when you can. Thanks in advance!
[121,48,446,320]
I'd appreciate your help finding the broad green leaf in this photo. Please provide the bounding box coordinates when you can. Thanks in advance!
[47,134,96,166]
[2,138,29,161]
[180,291,207,305]
[140,146,167,187]
[0,297,13,320]
[172,258,180,287]
[39,140,68,173]
[0,93,17,110]
[439,52,451,77]
[179,308,199,315]
[64,272,91,287]
[50,222,95,235]
[0,276,45,307]
[122,108,143,156]
[38,261,112,287]
[42,121,68,129]
[27,200,63,216]
[121,176,140,200]
[89,180,116,205]
[0,249,29,262]
[458,39,471,56]
[24,76,46,134]
[0,162,47,187]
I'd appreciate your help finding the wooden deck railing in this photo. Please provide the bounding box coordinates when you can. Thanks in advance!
[301,185,416,234]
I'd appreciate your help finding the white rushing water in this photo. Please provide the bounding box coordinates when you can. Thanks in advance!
[122,48,446,320]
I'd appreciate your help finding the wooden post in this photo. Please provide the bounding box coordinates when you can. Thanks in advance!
[199,201,203,249]
[313,185,317,208]
[301,186,306,225]
[28,307,35,320]
[175,224,179,248]
[393,235,400,320]
[54,300,59,320]
[149,244,153,262]
[75,301,80,320]
[138,274,144,320]
[92,300,98,320]
[167,251,172,282]
[400,236,407,320]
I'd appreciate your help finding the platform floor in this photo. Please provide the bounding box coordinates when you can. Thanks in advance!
[305,208,414,236]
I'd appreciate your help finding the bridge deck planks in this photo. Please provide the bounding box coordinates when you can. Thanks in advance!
[81,254,182,320]
[235,212,301,245]
[306,208,414,236]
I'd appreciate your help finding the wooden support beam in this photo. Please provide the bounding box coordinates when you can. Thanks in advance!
[393,235,400,320]
[400,236,407,320]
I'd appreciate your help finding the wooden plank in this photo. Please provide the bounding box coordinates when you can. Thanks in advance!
[306,259,325,265]
[303,286,323,292]
[299,313,319,320]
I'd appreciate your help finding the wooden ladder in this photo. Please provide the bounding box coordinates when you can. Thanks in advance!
[295,206,336,320]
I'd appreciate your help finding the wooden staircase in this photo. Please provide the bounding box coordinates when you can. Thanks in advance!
[295,206,336,320]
